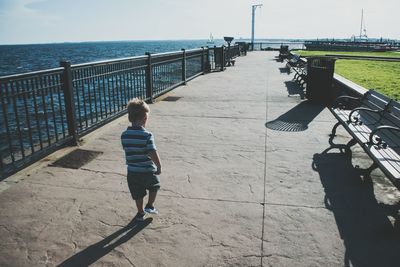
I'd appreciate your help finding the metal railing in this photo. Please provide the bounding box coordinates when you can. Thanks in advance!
[0,45,243,179]
[0,68,72,176]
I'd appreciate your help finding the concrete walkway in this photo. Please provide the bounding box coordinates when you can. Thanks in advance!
[1,52,400,267]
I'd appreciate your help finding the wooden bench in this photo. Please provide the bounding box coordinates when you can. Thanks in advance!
[329,90,400,188]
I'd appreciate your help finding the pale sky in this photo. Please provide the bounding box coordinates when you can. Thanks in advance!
[0,0,399,44]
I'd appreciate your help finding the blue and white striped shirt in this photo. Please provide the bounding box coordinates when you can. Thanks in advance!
[121,126,157,174]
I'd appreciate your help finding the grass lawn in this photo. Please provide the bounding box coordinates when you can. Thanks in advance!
[293,50,400,99]
[293,50,400,58]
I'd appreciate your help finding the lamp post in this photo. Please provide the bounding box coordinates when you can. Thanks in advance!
[224,36,234,66]
[251,4,262,51]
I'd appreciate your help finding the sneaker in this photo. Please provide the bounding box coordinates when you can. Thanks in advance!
[144,205,158,214]
[133,212,146,222]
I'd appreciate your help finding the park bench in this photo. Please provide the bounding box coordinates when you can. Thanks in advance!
[227,56,236,66]
[286,54,307,89]
[329,89,400,188]
[224,51,237,66]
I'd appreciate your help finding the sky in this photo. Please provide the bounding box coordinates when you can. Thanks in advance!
[0,0,399,44]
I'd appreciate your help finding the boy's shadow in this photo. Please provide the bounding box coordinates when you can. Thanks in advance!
[58,218,153,267]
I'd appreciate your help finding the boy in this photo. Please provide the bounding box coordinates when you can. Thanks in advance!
[121,98,162,221]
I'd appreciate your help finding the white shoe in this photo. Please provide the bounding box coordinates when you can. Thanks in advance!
[144,205,158,214]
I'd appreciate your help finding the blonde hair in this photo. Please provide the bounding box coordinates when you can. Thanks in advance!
[127,98,150,122]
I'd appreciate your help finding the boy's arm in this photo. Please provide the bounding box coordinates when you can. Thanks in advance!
[149,150,162,175]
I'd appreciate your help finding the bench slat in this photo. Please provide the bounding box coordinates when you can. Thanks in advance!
[369,146,400,181]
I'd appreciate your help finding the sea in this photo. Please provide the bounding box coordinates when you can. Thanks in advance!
[0,39,303,76]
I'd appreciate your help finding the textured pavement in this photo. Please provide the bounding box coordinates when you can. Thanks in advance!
[1,51,400,267]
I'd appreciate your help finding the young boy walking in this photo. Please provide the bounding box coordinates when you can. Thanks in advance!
[121,98,162,221]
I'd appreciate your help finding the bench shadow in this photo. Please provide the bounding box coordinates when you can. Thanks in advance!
[279,67,290,74]
[313,149,400,267]
[58,218,153,267]
[265,100,324,132]
[284,80,305,98]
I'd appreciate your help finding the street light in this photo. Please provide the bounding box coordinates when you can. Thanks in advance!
[251,4,263,51]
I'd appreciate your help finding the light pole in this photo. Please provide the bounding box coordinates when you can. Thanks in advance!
[251,4,262,51]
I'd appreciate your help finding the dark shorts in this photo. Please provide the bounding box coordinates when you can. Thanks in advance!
[127,172,160,200]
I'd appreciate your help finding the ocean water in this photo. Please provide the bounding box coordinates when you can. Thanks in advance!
[0,39,303,76]
[0,39,227,76]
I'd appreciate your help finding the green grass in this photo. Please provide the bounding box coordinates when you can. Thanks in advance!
[292,50,400,99]
[293,50,400,58]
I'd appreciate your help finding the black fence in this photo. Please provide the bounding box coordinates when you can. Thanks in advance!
[0,45,242,179]
[249,42,305,51]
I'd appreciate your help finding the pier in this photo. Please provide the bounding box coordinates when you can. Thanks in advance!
[0,51,400,266]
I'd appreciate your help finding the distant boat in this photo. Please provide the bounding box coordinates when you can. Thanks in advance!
[207,33,215,45]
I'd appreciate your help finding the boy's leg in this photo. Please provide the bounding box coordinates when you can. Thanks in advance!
[127,173,146,214]
[147,191,157,207]
[133,197,146,221]
[144,173,160,213]
[135,197,145,213]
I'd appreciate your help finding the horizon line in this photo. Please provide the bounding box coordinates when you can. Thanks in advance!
[1,36,399,46]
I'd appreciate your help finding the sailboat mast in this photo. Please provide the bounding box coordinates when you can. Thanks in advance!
[359,9,363,38]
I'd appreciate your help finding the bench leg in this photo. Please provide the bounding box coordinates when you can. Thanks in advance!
[329,122,342,139]
[366,162,378,174]
[345,138,357,155]
[346,138,357,147]
[295,72,302,83]
[328,122,351,153]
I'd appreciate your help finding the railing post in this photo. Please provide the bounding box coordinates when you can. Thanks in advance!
[221,46,225,71]
[205,47,211,73]
[145,52,154,103]
[181,49,187,85]
[201,47,205,74]
[60,61,78,145]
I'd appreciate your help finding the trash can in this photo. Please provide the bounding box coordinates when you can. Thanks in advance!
[306,57,336,104]
[278,45,289,61]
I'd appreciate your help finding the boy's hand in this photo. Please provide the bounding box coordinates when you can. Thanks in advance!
[149,150,162,175]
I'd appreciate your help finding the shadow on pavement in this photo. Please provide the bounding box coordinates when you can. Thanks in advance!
[58,218,153,267]
[265,100,324,132]
[279,67,290,74]
[313,149,400,267]
[284,80,305,98]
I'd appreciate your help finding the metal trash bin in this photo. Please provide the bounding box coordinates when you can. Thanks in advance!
[278,45,289,61]
[306,57,336,104]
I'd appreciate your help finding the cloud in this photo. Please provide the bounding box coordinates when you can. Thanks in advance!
[0,0,59,20]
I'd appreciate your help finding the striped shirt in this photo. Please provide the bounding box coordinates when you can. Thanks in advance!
[121,126,157,174]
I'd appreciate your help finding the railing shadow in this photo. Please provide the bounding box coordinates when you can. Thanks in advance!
[313,149,400,267]
[284,80,305,98]
[265,100,324,132]
[58,217,153,267]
